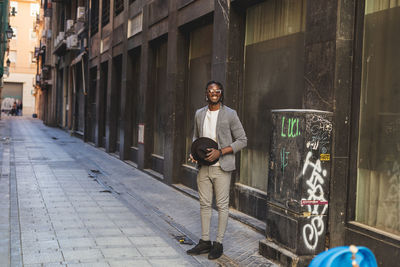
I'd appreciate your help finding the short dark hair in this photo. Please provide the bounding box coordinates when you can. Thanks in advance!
[205,80,224,103]
[205,80,223,91]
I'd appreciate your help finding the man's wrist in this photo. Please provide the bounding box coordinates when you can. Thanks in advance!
[218,149,223,157]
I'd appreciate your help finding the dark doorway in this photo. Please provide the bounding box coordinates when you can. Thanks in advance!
[75,63,85,134]
[128,48,141,163]
[88,66,97,143]
[112,55,123,153]
[56,68,64,127]
[150,37,168,175]
[100,61,108,148]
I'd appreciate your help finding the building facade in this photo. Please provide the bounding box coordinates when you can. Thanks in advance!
[0,0,10,85]
[37,0,400,266]
[2,0,39,116]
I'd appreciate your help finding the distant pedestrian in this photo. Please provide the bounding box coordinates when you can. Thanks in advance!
[17,101,22,116]
[11,102,17,116]
[186,81,247,260]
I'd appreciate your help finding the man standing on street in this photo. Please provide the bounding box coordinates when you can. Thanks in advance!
[187,81,247,260]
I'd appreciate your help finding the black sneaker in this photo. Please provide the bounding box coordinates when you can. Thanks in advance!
[208,241,223,259]
[186,239,212,255]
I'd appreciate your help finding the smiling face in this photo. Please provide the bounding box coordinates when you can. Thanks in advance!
[206,83,222,105]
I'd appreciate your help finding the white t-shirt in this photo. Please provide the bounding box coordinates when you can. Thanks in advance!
[202,109,220,166]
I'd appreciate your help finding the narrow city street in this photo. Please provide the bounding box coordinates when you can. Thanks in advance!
[0,116,275,267]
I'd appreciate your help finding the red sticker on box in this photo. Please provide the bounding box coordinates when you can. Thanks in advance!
[301,200,328,205]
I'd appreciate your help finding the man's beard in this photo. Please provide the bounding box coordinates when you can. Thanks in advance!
[209,100,220,105]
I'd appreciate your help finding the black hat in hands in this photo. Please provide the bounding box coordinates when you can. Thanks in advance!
[191,137,219,166]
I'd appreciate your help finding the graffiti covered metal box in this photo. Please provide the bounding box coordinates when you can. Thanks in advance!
[265,109,333,256]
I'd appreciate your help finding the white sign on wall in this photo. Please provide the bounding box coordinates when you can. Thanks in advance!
[138,123,145,144]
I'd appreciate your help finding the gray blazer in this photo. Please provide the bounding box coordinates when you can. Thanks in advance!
[193,105,247,172]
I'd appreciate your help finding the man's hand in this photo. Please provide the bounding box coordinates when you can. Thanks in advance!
[188,154,197,163]
[205,148,221,162]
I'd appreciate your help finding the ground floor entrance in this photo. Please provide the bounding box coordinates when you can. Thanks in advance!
[1,82,23,116]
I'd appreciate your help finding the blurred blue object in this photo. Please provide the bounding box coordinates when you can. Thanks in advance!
[309,245,378,267]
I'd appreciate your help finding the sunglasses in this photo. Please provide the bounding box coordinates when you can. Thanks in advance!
[207,89,222,94]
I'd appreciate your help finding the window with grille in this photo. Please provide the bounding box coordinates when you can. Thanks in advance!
[91,0,99,35]
[102,0,110,27]
[114,0,124,16]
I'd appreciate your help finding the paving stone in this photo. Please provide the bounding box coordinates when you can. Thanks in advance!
[84,220,116,228]
[52,220,85,230]
[43,198,69,203]
[66,262,110,267]
[75,207,103,214]
[111,220,140,228]
[96,201,125,208]
[55,229,90,239]
[20,225,54,233]
[148,259,194,267]
[137,246,180,257]
[101,247,141,259]
[108,259,151,267]
[48,212,77,219]
[128,236,169,247]
[19,207,47,213]
[95,237,132,247]
[22,240,60,252]
[80,214,110,221]
[21,231,56,242]
[62,248,103,262]
[0,231,9,240]
[58,238,96,249]
[46,202,73,209]
[100,207,131,214]
[109,214,139,221]
[47,207,76,214]
[68,196,93,200]
[52,215,81,222]
[22,251,64,265]
[70,201,97,208]
[120,227,155,236]
[20,219,51,226]
[42,264,67,267]
[90,196,117,202]
[88,228,123,237]
[20,214,50,220]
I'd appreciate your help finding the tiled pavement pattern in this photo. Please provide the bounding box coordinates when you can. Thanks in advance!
[0,117,277,267]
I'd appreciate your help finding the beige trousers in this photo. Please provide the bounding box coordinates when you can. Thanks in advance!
[197,165,231,243]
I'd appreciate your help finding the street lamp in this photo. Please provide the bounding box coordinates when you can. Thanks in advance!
[5,25,14,40]
[6,58,10,67]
